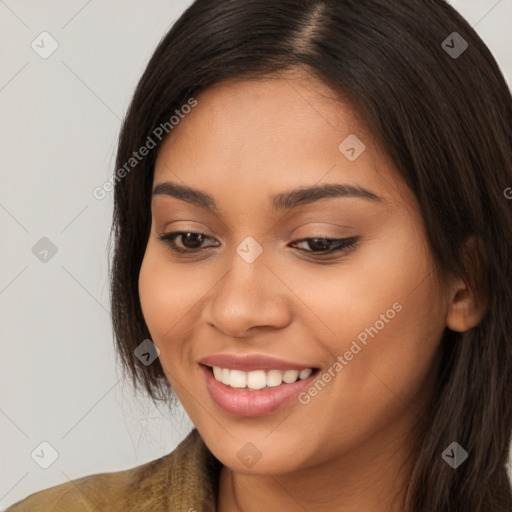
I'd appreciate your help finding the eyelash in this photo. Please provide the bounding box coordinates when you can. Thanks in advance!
[158,231,360,258]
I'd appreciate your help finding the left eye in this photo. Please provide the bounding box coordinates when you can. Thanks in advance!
[289,236,359,254]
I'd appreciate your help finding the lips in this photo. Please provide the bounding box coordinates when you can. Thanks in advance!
[200,364,319,417]
[198,353,320,416]
[199,353,317,372]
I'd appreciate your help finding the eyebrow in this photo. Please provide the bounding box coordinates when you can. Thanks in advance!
[151,181,382,213]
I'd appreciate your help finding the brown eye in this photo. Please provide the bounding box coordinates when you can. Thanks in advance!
[290,236,360,255]
[158,231,218,253]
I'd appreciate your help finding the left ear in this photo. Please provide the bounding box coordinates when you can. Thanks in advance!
[445,235,489,332]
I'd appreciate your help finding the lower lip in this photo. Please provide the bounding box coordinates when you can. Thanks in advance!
[200,364,318,417]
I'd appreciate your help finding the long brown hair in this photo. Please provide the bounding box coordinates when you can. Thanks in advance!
[109,1,512,510]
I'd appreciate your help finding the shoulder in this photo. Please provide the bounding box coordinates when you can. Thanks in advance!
[5,452,174,512]
[5,428,220,512]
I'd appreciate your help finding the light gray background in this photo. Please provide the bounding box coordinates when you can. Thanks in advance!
[1,0,511,509]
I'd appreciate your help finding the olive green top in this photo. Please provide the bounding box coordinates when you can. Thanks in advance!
[6,428,222,512]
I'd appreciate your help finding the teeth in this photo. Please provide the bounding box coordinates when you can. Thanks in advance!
[213,366,222,381]
[299,368,312,379]
[283,370,299,383]
[247,370,266,390]
[229,370,247,388]
[211,366,314,390]
[221,368,231,386]
[266,370,283,387]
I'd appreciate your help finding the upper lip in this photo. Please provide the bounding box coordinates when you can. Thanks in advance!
[199,354,317,372]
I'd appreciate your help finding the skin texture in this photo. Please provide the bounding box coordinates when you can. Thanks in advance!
[138,68,485,512]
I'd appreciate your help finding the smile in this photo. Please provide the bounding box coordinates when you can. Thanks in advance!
[200,364,320,417]
[211,366,314,390]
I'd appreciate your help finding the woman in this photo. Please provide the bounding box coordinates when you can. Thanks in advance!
[7,0,512,510]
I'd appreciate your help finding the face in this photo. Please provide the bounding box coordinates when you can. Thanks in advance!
[138,68,451,475]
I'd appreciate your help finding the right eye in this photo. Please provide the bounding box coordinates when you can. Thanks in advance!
[158,231,219,254]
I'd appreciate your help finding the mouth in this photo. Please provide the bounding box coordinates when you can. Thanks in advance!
[203,364,320,390]
[200,363,321,417]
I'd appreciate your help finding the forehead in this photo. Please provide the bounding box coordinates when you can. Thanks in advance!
[153,69,408,211]
[157,70,366,158]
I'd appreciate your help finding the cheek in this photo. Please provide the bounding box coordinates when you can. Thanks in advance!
[360,274,446,399]
[272,220,439,347]
[296,223,445,403]
[138,245,205,351]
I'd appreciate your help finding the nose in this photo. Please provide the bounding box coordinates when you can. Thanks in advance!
[201,245,293,338]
